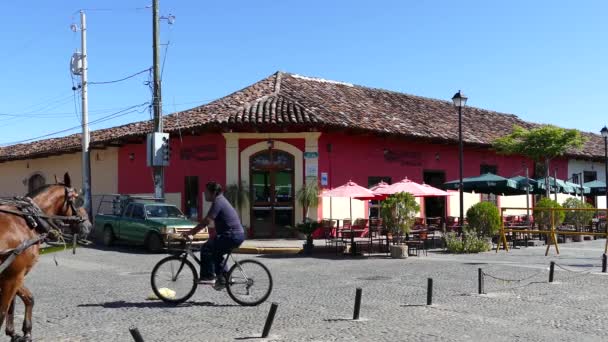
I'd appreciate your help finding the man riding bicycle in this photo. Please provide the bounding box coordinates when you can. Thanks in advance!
[183,181,245,289]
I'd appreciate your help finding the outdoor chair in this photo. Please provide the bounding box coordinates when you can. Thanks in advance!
[321,219,344,255]
[368,217,384,254]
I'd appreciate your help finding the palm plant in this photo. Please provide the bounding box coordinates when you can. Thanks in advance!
[296,181,320,221]
[224,181,250,221]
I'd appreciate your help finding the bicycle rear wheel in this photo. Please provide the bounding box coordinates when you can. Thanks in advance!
[226,259,273,306]
[150,256,198,304]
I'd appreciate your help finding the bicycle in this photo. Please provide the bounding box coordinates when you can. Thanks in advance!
[150,239,273,306]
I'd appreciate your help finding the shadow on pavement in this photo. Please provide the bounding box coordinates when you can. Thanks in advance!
[77,300,238,309]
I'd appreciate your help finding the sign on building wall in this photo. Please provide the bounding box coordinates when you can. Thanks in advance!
[321,172,328,186]
[306,164,318,177]
[180,144,218,161]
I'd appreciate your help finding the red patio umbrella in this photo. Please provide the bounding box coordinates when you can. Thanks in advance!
[374,178,428,197]
[322,180,378,220]
[420,183,451,197]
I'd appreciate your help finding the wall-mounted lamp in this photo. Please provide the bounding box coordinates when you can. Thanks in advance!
[129,153,135,161]
[383,148,390,156]
[26,162,30,169]
[435,153,440,161]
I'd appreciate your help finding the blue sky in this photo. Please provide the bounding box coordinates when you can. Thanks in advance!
[1,1,607,146]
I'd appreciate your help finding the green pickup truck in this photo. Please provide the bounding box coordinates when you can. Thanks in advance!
[94,195,209,252]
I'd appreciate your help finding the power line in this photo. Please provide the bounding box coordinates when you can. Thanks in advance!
[0,103,149,146]
[89,68,152,85]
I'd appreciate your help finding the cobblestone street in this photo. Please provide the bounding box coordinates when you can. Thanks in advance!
[21,240,608,341]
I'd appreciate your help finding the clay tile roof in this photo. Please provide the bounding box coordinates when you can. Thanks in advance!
[0,71,603,162]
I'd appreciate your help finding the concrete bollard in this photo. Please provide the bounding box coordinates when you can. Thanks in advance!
[603,254,607,273]
[261,302,279,338]
[353,288,362,320]
[549,261,555,283]
[478,268,484,294]
[427,278,433,305]
[129,326,144,342]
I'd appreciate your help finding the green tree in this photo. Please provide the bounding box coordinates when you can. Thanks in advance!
[466,202,501,238]
[380,192,420,240]
[493,125,586,197]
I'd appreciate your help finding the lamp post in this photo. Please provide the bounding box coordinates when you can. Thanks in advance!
[601,126,608,214]
[452,90,468,230]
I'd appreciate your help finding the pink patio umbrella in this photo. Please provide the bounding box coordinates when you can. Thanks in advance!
[374,178,429,197]
[322,180,378,220]
[420,183,451,197]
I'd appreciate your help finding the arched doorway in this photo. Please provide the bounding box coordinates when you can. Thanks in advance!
[250,149,295,238]
[28,173,46,193]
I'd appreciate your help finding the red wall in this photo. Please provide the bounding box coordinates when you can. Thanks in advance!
[118,133,226,214]
[317,132,568,188]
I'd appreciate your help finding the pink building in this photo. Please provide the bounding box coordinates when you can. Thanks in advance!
[0,72,600,238]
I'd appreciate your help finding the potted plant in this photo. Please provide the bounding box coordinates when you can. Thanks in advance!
[380,192,420,258]
[562,198,594,242]
[290,220,321,255]
[224,181,250,222]
[296,181,320,221]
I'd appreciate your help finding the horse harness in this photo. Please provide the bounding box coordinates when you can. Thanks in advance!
[0,189,86,274]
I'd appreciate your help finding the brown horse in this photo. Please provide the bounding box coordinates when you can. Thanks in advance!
[0,173,92,342]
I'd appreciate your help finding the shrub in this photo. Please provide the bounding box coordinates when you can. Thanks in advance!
[380,192,420,238]
[534,198,565,228]
[562,198,594,229]
[444,230,491,254]
[466,202,501,238]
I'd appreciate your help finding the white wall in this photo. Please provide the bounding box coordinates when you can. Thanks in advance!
[568,159,605,183]
[321,197,366,221]
[447,191,479,217]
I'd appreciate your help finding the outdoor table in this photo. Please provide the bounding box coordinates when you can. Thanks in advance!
[342,228,366,255]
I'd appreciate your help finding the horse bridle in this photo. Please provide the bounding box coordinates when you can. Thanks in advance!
[61,186,88,231]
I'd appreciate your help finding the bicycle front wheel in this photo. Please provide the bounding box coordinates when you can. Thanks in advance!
[150,256,198,304]
[226,259,273,306]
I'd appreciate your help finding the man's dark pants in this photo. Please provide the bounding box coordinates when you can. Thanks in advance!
[200,234,244,279]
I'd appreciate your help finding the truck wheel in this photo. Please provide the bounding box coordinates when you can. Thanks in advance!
[146,233,164,253]
[103,226,114,246]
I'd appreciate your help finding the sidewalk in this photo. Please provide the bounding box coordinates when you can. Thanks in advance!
[235,238,306,254]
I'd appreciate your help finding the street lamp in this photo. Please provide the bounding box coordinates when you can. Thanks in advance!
[601,126,608,215]
[452,90,468,230]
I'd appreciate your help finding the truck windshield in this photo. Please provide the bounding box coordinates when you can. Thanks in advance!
[145,205,185,218]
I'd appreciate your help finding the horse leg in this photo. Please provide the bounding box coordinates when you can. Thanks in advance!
[5,297,18,340]
[15,286,33,342]
[0,279,21,337]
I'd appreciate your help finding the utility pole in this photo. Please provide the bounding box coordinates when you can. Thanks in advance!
[152,0,164,199]
[80,10,92,218]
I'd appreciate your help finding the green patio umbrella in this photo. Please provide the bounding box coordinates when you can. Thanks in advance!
[536,177,576,194]
[443,173,522,195]
[584,180,607,196]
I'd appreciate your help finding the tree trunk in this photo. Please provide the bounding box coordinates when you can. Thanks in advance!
[544,158,551,198]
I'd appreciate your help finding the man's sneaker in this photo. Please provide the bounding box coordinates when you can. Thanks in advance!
[213,276,226,291]
[198,276,216,285]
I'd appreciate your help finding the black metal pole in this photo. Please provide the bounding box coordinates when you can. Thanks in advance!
[261,302,279,338]
[129,327,144,342]
[427,278,433,305]
[549,261,555,283]
[478,268,484,294]
[603,254,607,273]
[353,288,362,320]
[458,105,464,231]
[604,137,608,230]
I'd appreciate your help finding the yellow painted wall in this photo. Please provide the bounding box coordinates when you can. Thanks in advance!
[0,149,119,216]
[447,191,480,217]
